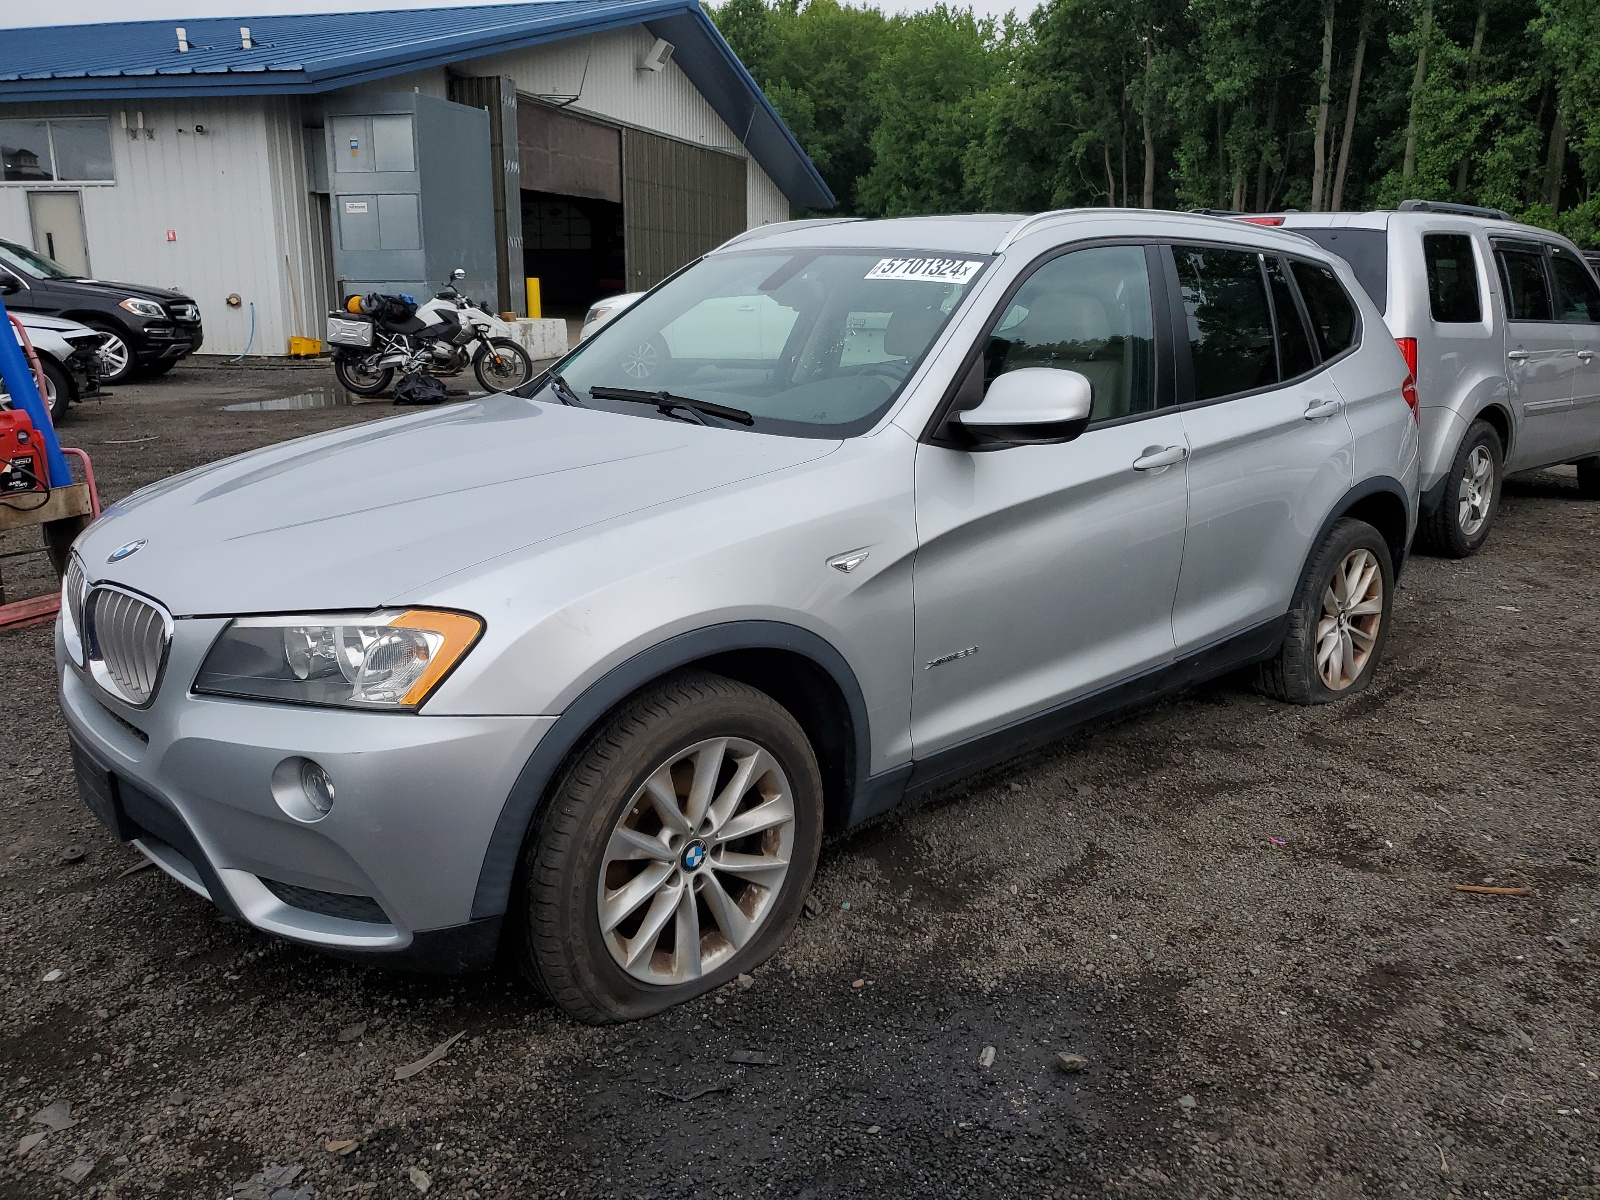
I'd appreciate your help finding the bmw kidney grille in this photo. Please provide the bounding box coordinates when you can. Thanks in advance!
[86,586,172,707]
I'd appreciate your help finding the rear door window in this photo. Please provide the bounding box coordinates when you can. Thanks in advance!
[1423,233,1482,323]
[1495,243,1554,321]
[1173,245,1277,401]
[1265,256,1316,378]
[1550,246,1600,323]
[1290,260,1360,358]
[1290,227,1388,313]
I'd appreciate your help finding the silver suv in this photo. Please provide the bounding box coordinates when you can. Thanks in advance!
[59,211,1418,1022]
[1282,200,1600,556]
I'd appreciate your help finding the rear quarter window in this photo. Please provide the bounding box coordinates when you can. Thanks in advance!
[1292,228,1387,314]
[1423,233,1483,323]
[1290,260,1360,358]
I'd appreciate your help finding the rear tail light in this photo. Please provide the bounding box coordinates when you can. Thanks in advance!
[1237,216,1286,226]
[1395,337,1420,423]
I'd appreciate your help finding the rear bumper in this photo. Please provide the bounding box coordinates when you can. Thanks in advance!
[59,622,550,970]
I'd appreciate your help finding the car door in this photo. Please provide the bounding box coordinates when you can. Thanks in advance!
[911,243,1188,757]
[1167,243,1355,652]
[1493,239,1577,471]
[1547,244,1600,458]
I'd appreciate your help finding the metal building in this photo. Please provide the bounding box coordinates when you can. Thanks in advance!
[0,2,834,356]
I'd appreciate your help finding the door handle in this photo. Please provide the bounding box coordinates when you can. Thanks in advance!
[1507,349,1531,361]
[1303,398,1343,420]
[1580,350,1596,362]
[1132,445,1188,471]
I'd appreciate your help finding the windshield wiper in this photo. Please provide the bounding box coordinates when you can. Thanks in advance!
[589,385,755,427]
[545,371,587,407]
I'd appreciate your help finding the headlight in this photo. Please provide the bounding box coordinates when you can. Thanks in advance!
[584,304,612,325]
[194,609,483,710]
[119,297,166,318]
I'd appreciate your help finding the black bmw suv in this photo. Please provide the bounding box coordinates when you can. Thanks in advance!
[0,238,203,384]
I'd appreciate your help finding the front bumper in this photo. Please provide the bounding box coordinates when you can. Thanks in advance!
[59,618,552,969]
[132,321,203,362]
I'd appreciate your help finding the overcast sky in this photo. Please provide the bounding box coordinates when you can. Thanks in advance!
[0,0,1042,29]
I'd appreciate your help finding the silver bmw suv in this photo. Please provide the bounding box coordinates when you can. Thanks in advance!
[59,211,1419,1022]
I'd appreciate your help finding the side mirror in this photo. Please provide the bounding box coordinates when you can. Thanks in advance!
[0,273,21,295]
[452,268,466,280]
[957,367,1094,446]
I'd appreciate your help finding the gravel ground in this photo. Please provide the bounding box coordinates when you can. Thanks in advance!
[2,361,1598,1199]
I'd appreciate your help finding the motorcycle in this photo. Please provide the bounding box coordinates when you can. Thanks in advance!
[325,270,534,397]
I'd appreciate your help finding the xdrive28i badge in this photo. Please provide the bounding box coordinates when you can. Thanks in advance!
[107,539,147,563]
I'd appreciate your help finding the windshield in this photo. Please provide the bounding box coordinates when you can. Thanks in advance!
[542,249,989,437]
[0,240,75,280]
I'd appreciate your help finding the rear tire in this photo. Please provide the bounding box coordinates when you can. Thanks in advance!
[513,671,823,1024]
[1416,420,1502,557]
[1258,517,1395,705]
[333,355,393,397]
[1575,456,1600,500]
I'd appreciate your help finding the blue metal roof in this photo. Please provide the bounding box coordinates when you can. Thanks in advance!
[0,2,834,209]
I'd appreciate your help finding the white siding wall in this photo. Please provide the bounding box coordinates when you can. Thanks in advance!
[0,97,294,356]
[747,160,790,227]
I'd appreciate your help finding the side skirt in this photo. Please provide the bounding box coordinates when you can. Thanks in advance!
[843,616,1287,827]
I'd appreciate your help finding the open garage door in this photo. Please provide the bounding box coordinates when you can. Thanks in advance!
[518,101,626,314]
[622,129,746,293]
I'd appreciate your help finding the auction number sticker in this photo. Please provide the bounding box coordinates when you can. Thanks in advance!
[865,256,983,284]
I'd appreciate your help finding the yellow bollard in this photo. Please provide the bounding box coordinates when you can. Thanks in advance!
[525,277,541,319]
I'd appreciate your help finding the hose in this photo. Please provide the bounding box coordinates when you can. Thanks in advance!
[229,301,255,362]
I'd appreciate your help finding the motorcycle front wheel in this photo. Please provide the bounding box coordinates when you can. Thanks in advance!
[473,338,534,393]
[334,353,394,397]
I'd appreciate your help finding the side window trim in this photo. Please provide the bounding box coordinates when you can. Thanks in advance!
[1276,254,1325,370]
[1260,252,1325,383]
[920,237,1169,446]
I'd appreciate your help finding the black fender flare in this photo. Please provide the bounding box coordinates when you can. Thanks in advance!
[1303,475,1414,584]
[468,620,872,921]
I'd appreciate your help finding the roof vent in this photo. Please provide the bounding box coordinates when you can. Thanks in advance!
[240,26,254,50]
[640,37,674,72]
[176,26,189,52]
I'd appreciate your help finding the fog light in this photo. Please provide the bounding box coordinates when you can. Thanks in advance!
[300,760,336,815]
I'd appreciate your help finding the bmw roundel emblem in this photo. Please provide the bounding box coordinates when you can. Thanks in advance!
[681,841,707,871]
[107,539,147,563]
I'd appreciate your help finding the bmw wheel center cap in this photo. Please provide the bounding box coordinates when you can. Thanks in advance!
[107,539,147,563]
[681,841,707,871]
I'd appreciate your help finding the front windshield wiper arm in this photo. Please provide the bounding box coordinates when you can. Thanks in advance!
[588,385,755,427]
[545,371,587,407]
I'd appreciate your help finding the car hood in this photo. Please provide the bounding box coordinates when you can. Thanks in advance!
[76,395,840,615]
[38,277,195,306]
[14,313,95,336]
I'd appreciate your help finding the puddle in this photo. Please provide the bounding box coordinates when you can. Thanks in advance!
[222,386,363,412]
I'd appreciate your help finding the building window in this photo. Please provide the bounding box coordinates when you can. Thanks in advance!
[0,118,114,183]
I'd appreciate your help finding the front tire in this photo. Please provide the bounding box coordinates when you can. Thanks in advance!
[39,358,72,422]
[333,354,394,397]
[514,671,823,1024]
[1258,517,1395,705]
[83,321,135,385]
[473,338,533,393]
[1575,455,1600,500]
[1417,420,1502,557]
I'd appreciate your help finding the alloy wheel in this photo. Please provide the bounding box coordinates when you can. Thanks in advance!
[97,333,131,380]
[1315,547,1384,691]
[597,736,795,985]
[1458,444,1495,537]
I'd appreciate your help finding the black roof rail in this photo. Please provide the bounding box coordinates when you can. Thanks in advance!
[1398,199,1511,220]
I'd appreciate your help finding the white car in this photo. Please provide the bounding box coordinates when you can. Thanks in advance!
[580,293,642,341]
[3,310,104,421]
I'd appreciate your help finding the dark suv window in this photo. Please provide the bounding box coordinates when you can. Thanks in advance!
[1265,256,1316,378]
[1423,233,1482,322]
[1291,261,1359,358]
[1173,246,1277,401]
[1495,243,1554,321]
[1550,246,1600,323]
[987,245,1155,422]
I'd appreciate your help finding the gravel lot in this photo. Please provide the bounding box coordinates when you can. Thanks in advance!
[2,361,1598,1199]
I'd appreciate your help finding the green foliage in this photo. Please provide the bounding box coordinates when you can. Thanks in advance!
[709,0,1600,244]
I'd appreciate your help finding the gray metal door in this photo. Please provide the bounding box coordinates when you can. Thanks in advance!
[1495,240,1578,471]
[28,191,89,276]
[622,131,746,293]
[911,245,1185,756]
